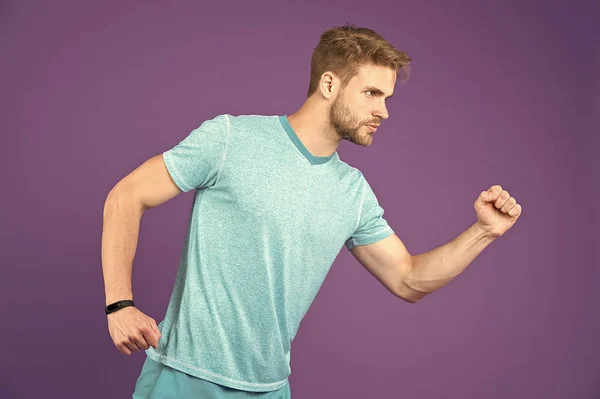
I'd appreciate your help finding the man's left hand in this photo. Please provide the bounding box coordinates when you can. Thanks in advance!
[474,185,522,238]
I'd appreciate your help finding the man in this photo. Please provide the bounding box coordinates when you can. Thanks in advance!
[102,24,522,398]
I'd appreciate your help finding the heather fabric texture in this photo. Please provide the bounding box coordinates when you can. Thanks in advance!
[145,114,394,392]
[133,355,291,398]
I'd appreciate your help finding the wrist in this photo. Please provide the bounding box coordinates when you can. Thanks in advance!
[105,295,133,307]
[473,222,497,241]
[105,299,135,315]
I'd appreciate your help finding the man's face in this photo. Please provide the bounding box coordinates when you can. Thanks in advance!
[329,63,396,146]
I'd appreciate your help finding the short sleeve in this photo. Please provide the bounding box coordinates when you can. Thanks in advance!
[162,114,230,192]
[344,175,394,251]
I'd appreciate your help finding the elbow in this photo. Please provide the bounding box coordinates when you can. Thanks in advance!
[104,185,145,219]
[398,278,433,303]
[402,295,419,304]
[395,257,421,304]
[400,291,421,304]
[396,270,430,304]
[401,286,431,304]
[393,282,421,304]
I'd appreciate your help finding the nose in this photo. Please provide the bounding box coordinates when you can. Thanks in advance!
[374,102,389,121]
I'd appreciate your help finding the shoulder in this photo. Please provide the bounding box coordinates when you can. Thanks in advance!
[334,157,366,185]
[219,114,279,129]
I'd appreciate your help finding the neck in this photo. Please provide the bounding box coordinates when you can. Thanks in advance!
[286,97,341,158]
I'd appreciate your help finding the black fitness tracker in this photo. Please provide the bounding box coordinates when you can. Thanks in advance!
[105,300,135,315]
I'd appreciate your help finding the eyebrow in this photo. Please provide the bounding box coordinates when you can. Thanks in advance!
[364,86,394,98]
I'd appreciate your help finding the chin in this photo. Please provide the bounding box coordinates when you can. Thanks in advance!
[355,135,373,147]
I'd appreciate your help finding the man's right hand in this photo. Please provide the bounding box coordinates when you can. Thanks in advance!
[107,307,162,356]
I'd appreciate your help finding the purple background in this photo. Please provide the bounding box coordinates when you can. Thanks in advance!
[2,0,598,398]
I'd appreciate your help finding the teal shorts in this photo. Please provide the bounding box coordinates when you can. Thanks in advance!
[132,355,291,398]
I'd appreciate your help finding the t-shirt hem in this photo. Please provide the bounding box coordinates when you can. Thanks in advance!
[145,350,289,392]
[162,151,193,192]
[345,228,395,251]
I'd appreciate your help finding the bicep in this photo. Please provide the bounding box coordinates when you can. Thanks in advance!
[350,234,415,302]
[112,153,182,211]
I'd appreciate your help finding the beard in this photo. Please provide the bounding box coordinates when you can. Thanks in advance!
[328,94,376,147]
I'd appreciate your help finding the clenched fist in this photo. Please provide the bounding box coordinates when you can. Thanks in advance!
[107,306,162,356]
[475,185,522,238]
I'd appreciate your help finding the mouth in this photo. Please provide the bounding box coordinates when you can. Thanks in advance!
[366,124,379,133]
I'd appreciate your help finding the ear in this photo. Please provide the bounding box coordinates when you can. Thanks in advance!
[319,71,336,99]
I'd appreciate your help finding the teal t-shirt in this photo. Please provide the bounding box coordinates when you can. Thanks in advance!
[145,114,394,392]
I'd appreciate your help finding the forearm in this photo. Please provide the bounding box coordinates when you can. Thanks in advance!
[101,188,144,306]
[404,222,496,298]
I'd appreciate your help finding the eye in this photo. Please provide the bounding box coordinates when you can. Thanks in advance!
[366,91,375,97]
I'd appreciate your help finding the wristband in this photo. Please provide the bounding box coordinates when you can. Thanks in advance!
[105,300,135,315]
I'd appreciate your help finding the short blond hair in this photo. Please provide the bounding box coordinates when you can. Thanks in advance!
[307,23,412,97]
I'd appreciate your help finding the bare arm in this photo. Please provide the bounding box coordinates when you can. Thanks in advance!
[101,154,182,306]
[351,187,520,303]
[350,234,416,303]
[350,223,496,303]
[403,222,496,298]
